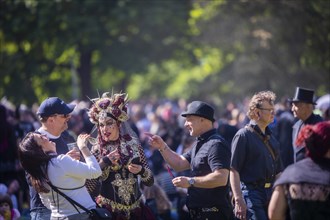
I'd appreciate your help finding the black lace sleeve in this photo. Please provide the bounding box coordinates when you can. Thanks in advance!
[138,145,154,186]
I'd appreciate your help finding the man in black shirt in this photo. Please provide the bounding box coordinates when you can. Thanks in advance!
[148,101,232,220]
[230,91,283,220]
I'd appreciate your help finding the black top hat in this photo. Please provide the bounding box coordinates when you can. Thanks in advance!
[289,87,317,105]
[181,101,215,122]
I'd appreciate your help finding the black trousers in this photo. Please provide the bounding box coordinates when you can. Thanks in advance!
[189,207,232,220]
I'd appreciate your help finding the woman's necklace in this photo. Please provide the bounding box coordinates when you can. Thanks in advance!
[107,138,120,146]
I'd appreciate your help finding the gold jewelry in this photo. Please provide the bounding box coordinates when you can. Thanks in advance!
[96,195,141,212]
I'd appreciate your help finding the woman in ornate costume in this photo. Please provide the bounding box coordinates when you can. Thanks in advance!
[87,92,154,220]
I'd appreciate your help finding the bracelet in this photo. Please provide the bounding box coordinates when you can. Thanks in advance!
[158,145,168,153]
[102,156,112,166]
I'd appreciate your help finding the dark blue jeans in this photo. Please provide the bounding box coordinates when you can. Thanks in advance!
[241,183,273,220]
[30,207,51,220]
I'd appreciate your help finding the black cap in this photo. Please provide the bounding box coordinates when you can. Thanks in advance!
[181,101,215,122]
[289,87,317,105]
[37,97,75,117]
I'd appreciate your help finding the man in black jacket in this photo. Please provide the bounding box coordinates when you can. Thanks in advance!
[289,87,323,162]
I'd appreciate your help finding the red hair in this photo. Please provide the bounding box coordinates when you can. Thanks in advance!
[296,121,330,160]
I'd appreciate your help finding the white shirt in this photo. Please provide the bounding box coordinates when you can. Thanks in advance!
[40,154,101,218]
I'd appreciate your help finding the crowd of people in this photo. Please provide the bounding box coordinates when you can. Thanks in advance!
[0,86,329,220]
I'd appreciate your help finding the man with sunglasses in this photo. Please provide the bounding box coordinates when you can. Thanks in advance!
[230,91,283,220]
[27,97,77,220]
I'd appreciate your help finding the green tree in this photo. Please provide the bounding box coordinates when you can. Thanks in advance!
[0,0,191,105]
[188,0,330,103]
[128,0,329,108]
[0,0,329,108]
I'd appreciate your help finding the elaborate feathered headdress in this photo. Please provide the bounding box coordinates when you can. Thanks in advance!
[88,92,129,124]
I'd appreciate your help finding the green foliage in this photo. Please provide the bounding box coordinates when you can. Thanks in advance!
[128,46,228,101]
[0,0,329,109]
[0,0,191,104]
[186,0,330,103]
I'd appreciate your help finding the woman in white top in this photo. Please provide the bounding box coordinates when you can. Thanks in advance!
[18,132,102,220]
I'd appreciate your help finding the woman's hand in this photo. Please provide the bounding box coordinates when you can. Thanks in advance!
[128,163,142,174]
[77,134,90,150]
[107,150,120,164]
[66,149,80,160]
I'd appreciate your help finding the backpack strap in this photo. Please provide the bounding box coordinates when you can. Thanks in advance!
[245,125,276,161]
[47,181,90,214]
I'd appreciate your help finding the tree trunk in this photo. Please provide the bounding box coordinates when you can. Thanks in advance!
[78,48,92,100]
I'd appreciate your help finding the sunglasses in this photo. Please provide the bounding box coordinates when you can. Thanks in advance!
[257,107,275,114]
